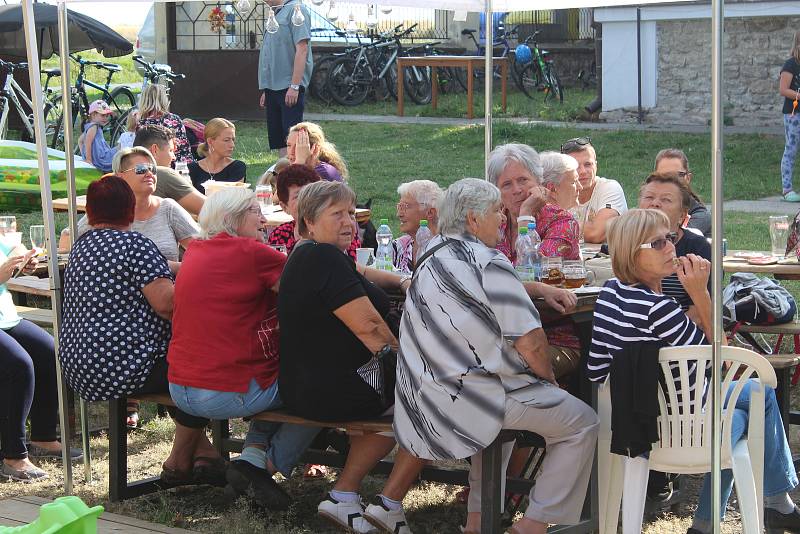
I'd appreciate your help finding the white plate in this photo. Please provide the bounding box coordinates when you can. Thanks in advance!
[571,286,602,295]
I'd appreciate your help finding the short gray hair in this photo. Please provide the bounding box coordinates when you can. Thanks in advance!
[486,143,543,186]
[112,146,156,174]
[296,181,356,237]
[540,152,579,187]
[397,180,443,207]
[438,178,501,235]
[198,187,255,239]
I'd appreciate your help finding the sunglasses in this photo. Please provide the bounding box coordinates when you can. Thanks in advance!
[121,163,156,175]
[560,137,592,154]
[639,232,678,251]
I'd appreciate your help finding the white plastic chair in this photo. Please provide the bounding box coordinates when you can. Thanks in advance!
[598,345,777,534]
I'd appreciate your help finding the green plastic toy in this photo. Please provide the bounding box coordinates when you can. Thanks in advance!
[0,496,103,534]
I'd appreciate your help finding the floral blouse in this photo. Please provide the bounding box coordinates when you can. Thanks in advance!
[138,112,194,163]
[268,220,360,260]
[496,204,580,262]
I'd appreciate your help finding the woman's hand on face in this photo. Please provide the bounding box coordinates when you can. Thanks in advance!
[294,129,313,166]
[519,185,548,218]
[676,253,711,298]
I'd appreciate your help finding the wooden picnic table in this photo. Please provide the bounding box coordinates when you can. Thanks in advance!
[396,56,508,119]
[723,251,800,280]
[52,196,372,226]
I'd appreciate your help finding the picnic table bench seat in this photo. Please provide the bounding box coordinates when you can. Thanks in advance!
[14,305,54,327]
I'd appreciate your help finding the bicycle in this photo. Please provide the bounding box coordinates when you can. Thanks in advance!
[515,31,564,103]
[108,56,186,143]
[0,59,61,146]
[457,24,525,93]
[48,54,136,151]
[326,24,432,106]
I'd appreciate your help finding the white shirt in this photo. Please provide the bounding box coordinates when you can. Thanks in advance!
[570,176,628,233]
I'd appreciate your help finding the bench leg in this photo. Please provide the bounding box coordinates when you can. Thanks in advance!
[108,396,128,502]
[79,399,92,483]
[776,367,792,437]
[211,419,230,460]
[481,436,504,534]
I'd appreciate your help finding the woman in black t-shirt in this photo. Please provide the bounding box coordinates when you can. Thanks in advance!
[780,31,800,201]
[188,118,247,194]
[278,181,424,533]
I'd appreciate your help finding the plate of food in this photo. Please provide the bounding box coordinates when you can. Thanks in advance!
[747,256,779,265]
[733,251,766,259]
[571,286,602,295]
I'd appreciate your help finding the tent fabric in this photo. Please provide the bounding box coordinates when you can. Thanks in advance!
[0,3,132,59]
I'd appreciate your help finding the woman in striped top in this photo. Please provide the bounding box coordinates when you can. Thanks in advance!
[589,209,800,533]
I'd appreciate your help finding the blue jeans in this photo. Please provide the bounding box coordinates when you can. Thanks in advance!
[695,380,798,521]
[782,113,800,193]
[169,378,320,475]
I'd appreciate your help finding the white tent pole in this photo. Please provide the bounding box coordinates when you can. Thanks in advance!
[58,3,79,244]
[21,0,73,495]
[710,0,724,531]
[483,0,493,179]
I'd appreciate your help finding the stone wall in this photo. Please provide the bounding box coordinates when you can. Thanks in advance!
[600,16,800,126]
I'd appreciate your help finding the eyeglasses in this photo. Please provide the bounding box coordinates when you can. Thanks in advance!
[639,232,678,251]
[246,206,262,215]
[120,163,156,175]
[560,137,592,154]
[676,171,689,178]
[396,202,418,212]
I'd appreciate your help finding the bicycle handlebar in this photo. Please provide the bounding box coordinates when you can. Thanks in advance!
[0,59,27,71]
[70,54,121,73]
[133,55,185,80]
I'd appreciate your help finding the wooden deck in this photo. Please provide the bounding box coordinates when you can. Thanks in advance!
[0,496,196,533]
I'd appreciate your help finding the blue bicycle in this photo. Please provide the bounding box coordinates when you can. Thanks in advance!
[457,24,527,93]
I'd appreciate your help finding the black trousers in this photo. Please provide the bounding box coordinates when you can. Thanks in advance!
[131,358,208,429]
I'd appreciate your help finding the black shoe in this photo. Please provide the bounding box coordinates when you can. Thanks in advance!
[765,506,800,532]
[225,460,291,511]
[646,471,673,503]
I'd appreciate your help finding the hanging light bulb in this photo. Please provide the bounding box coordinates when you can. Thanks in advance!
[291,3,305,26]
[265,5,280,33]
[327,0,339,22]
[366,5,378,29]
[235,0,252,14]
[380,5,392,14]
[311,0,324,5]
[345,12,358,34]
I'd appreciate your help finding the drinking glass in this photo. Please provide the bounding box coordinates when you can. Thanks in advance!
[356,247,375,267]
[769,215,790,257]
[256,184,273,213]
[29,225,46,255]
[540,256,565,286]
[563,260,596,288]
[0,216,17,235]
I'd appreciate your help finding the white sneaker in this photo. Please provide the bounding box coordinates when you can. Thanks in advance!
[318,493,377,533]
[364,496,412,534]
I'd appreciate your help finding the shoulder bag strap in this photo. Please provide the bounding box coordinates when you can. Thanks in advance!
[413,238,454,273]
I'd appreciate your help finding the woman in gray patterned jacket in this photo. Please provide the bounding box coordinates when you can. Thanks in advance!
[393,178,599,534]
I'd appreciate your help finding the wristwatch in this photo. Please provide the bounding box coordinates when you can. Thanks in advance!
[289,84,301,91]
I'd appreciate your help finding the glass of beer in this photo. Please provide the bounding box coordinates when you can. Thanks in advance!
[563,260,595,288]
[541,256,565,286]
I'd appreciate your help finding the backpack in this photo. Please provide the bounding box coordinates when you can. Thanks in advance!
[723,273,797,326]
[182,118,205,160]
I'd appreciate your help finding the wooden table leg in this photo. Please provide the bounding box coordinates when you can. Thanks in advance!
[397,61,405,117]
[776,366,791,436]
[467,61,474,119]
[431,66,438,110]
[481,436,503,534]
[501,60,508,113]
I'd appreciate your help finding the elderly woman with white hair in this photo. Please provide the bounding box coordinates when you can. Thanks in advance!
[392,179,443,272]
[168,187,320,511]
[394,178,599,534]
[487,143,577,314]
[536,151,582,260]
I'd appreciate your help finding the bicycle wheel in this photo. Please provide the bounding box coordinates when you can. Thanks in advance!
[383,60,399,101]
[43,94,64,149]
[107,86,136,143]
[517,63,543,100]
[327,56,370,106]
[0,99,8,141]
[544,65,564,104]
[403,65,432,105]
[310,55,336,105]
[110,108,131,146]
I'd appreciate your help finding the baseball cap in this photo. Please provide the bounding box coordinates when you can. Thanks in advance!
[88,100,114,115]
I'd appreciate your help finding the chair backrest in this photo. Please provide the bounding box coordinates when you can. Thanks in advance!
[649,345,777,473]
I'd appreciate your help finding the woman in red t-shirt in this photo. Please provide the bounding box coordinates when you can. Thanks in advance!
[167,187,319,511]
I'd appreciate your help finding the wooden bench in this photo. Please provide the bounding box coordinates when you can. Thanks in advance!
[108,393,545,533]
[15,305,54,327]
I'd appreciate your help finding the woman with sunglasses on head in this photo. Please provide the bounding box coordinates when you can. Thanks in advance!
[74,147,200,429]
[588,209,800,534]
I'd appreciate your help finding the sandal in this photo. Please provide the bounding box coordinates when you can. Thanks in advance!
[160,463,193,486]
[303,463,330,478]
[126,400,140,429]
[784,191,800,202]
[192,456,228,487]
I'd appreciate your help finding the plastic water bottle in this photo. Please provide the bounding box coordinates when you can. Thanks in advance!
[514,227,534,282]
[415,219,432,256]
[527,221,542,281]
[375,218,394,271]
